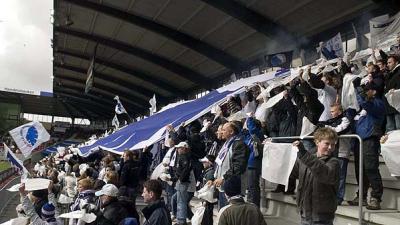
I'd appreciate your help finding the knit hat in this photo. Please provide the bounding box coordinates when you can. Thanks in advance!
[41,202,55,218]
[31,189,48,199]
[223,176,241,197]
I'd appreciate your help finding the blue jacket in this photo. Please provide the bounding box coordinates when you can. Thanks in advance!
[355,94,385,139]
[243,118,263,169]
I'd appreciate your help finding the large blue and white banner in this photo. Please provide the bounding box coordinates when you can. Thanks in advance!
[4,144,29,175]
[9,121,50,157]
[78,73,276,156]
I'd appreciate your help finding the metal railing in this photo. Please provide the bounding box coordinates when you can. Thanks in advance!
[269,134,364,225]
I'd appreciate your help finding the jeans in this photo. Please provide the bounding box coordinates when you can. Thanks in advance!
[300,218,333,225]
[166,184,176,212]
[176,182,189,224]
[386,114,400,132]
[172,192,177,216]
[218,191,228,209]
[353,137,383,200]
[247,168,261,206]
[337,157,349,204]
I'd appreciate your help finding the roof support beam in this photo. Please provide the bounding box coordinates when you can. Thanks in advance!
[54,62,169,104]
[65,100,108,119]
[54,77,147,112]
[55,92,113,118]
[56,48,186,97]
[60,101,76,118]
[62,0,244,71]
[55,74,149,111]
[200,0,296,42]
[55,75,149,110]
[54,26,211,89]
[54,86,115,108]
[63,102,93,119]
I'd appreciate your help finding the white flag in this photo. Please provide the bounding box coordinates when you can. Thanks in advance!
[381,130,400,176]
[9,121,50,157]
[4,144,29,175]
[369,13,400,48]
[149,94,157,115]
[300,117,317,139]
[114,95,127,115]
[111,114,119,128]
[385,89,400,113]
[262,142,298,191]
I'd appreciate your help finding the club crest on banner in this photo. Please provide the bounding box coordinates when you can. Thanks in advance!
[19,125,39,147]
[9,121,50,157]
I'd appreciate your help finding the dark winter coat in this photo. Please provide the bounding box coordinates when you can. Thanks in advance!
[290,80,324,135]
[384,64,400,114]
[291,152,339,222]
[142,200,172,225]
[120,159,140,188]
[96,199,129,225]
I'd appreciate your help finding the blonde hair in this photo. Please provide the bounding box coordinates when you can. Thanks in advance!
[330,103,343,112]
[314,127,338,143]
[78,178,93,190]
[105,171,119,186]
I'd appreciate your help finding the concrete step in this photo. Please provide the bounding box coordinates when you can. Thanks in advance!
[264,215,298,225]
[344,177,400,210]
[265,192,400,225]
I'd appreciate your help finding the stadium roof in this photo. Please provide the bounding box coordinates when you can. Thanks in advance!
[51,0,398,119]
[0,91,110,119]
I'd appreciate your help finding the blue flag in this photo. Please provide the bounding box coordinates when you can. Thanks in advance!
[4,144,29,175]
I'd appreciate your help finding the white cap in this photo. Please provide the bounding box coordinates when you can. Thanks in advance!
[95,184,119,197]
[175,141,189,148]
[199,157,210,163]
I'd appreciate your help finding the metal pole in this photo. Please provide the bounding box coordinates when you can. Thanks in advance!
[270,134,363,225]
[357,135,363,225]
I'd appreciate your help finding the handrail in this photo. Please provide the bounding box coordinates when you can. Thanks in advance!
[270,134,364,225]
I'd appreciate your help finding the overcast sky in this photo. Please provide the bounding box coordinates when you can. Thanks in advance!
[0,0,53,93]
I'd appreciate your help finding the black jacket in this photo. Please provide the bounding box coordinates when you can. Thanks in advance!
[274,97,298,137]
[384,65,400,114]
[223,137,249,181]
[291,151,339,222]
[174,152,192,183]
[142,200,172,225]
[120,159,140,188]
[290,80,324,135]
[96,199,129,225]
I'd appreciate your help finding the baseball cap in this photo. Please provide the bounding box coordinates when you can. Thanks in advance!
[200,155,216,163]
[175,141,189,148]
[95,184,119,197]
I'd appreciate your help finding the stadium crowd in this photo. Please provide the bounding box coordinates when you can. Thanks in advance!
[8,35,400,225]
